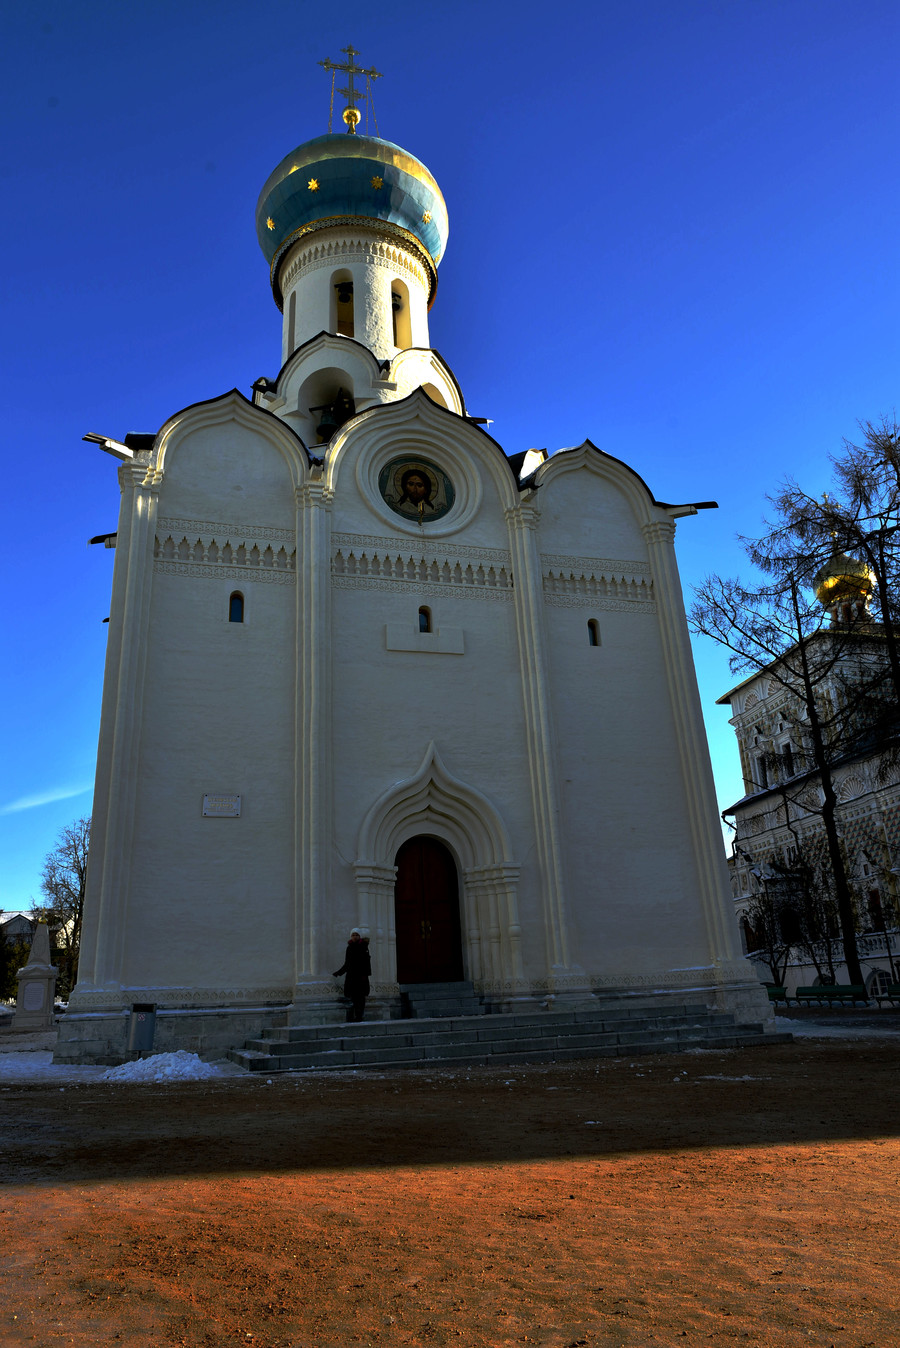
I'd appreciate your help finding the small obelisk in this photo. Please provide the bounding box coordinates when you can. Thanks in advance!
[13,922,58,1031]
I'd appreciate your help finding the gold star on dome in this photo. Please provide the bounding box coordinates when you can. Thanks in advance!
[422,211,431,223]
[308,178,319,192]
[266,216,275,231]
[371,175,383,189]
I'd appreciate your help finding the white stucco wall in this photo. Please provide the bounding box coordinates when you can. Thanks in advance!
[537,465,710,972]
[73,387,743,1015]
[130,418,298,989]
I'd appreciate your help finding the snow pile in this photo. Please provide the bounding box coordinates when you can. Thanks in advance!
[102,1050,226,1082]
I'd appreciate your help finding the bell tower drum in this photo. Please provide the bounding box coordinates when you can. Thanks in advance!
[255,47,449,368]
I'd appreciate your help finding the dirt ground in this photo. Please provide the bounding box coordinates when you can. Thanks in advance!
[1,1037,899,1348]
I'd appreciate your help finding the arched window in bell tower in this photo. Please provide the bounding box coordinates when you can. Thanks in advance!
[332,270,354,338]
[391,280,411,349]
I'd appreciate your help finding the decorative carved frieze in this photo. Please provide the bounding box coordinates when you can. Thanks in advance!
[541,555,655,611]
[153,522,296,583]
[157,515,294,542]
[332,535,514,600]
[155,562,295,585]
[543,593,657,613]
[838,773,867,802]
[333,532,511,565]
[282,233,428,296]
[541,553,651,576]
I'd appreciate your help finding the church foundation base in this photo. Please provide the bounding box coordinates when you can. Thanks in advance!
[53,1005,301,1066]
[476,968,776,1031]
[53,968,776,1065]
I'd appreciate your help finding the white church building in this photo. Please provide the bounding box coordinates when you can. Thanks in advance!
[57,57,770,1062]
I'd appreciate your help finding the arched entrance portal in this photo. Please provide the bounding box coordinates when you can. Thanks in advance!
[394,836,464,984]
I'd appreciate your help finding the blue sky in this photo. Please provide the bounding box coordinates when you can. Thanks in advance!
[2,0,899,909]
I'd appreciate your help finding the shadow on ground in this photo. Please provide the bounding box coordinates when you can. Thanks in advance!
[2,1037,899,1187]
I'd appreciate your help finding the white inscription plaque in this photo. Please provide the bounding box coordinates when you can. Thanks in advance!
[202,793,242,818]
[23,982,45,1011]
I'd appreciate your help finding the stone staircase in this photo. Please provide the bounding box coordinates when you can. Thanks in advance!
[399,980,482,1018]
[228,998,791,1074]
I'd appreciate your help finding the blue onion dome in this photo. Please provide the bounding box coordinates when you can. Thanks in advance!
[256,133,448,306]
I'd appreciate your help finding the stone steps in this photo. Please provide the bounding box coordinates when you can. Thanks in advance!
[399,980,482,1018]
[228,1001,791,1074]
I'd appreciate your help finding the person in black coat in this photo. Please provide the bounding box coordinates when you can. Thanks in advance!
[333,928,371,1022]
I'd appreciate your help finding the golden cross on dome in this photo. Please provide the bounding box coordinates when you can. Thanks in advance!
[822,492,839,541]
[319,44,382,133]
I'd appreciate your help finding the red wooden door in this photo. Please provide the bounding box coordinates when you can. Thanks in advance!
[394,836,464,984]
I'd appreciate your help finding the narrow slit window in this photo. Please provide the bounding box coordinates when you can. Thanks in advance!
[391,281,411,348]
[418,606,432,633]
[229,592,244,623]
[587,619,600,646]
[288,290,297,354]
[333,272,354,338]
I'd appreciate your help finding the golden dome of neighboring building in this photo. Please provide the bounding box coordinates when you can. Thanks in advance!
[812,551,875,607]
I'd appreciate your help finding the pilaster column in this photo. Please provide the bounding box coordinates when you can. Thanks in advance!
[353,863,397,992]
[642,518,741,965]
[495,864,525,980]
[74,462,161,1001]
[293,480,334,994]
[505,501,572,973]
[463,863,524,983]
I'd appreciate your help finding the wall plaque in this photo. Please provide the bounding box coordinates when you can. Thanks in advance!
[202,793,242,817]
[22,982,45,1012]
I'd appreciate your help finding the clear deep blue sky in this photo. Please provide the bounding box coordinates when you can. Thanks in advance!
[2,0,898,910]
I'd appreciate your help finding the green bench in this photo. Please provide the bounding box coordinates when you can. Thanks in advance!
[792,985,869,1007]
[765,986,788,1005]
[874,983,900,1007]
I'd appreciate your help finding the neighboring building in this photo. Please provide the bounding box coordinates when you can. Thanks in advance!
[718,556,900,997]
[57,56,768,1063]
[0,912,36,946]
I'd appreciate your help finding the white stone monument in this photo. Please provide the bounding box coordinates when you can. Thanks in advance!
[14,922,58,1032]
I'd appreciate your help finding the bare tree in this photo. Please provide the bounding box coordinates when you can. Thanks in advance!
[738,868,792,988]
[1,936,30,1002]
[766,417,900,706]
[764,834,842,986]
[691,569,866,984]
[33,816,91,997]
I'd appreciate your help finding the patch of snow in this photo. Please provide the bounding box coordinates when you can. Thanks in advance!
[786,1020,900,1039]
[696,1075,762,1082]
[0,1050,107,1082]
[102,1051,226,1082]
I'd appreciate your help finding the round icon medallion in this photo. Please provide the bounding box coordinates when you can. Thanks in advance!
[378,456,455,523]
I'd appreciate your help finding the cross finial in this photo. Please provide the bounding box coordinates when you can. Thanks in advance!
[821,492,839,541]
[319,44,382,134]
